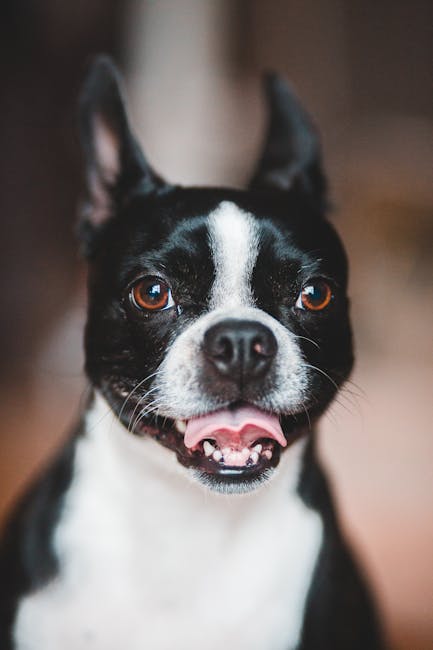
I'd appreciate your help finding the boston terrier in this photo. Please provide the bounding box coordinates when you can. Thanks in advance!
[0,57,384,650]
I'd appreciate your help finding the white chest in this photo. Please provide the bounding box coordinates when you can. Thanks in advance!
[14,402,322,650]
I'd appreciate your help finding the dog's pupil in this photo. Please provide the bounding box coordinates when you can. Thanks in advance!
[308,286,322,304]
[302,285,319,301]
[147,283,163,302]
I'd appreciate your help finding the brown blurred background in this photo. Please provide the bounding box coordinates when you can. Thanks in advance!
[0,1,432,648]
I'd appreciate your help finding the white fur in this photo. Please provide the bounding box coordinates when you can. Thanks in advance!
[208,201,259,309]
[154,202,308,418]
[14,394,323,650]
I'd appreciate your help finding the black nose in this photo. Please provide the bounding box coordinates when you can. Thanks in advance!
[203,319,278,383]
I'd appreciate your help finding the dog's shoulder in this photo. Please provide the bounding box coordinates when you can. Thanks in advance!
[297,442,385,649]
[0,429,79,648]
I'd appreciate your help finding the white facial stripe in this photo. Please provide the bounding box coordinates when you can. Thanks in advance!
[208,201,260,309]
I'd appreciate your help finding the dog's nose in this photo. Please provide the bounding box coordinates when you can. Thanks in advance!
[203,319,277,382]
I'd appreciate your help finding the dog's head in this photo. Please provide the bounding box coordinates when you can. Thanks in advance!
[79,57,353,494]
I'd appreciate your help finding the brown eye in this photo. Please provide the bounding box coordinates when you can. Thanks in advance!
[296,281,332,311]
[130,277,174,312]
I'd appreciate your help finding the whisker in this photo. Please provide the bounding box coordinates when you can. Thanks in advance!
[130,395,165,429]
[301,401,312,431]
[127,385,161,432]
[330,395,358,418]
[302,363,361,419]
[303,363,340,393]
[343,379,367,405]
[132,399,166,433]
[338,387,363,415]
[322,408,339,429]
[86,402,115,435]
[118,369,163,423]
[292,335,321,350]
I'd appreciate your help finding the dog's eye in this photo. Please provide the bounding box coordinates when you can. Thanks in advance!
[296,281,332,311]
[130,277,174,312]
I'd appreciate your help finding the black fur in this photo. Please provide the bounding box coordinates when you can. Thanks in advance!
[298,440,384,649]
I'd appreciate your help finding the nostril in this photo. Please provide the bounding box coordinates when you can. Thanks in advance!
[252,340,265,356]
[251,330,278,358]
[213,335,234,363]
[252,337,275,358]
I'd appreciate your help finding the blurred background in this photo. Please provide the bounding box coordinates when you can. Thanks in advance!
[0,1,432,648]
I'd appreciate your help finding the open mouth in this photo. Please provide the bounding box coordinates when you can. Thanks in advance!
[131,401,298,492]
[181,404,286,467]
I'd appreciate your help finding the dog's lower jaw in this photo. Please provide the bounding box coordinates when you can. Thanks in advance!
[191,467,277,495]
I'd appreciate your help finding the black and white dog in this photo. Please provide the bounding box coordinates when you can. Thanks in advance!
[0,58,384,649]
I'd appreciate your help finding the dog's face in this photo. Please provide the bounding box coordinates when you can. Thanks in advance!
[79,58,353,494]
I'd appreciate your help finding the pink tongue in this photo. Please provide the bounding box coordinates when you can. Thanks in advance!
[184,405,287,450]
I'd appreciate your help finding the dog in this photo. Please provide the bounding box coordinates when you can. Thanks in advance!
[0,57,384,650]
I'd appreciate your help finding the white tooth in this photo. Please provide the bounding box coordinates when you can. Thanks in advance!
[203,441,215,457]
[264,450,272,460]
[175,419,187,433]
[253,444,263,453]
[213,450,223,462]
[250,451,259,464]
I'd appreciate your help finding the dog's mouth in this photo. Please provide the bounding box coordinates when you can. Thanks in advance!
[130,401,302,493]
[182,404,286,464]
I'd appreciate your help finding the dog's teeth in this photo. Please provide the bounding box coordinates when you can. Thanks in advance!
[213,450,223,462]
[263,449,272,460]
[203,441,215,457]
[175,419,187,433]
[253,444,263,453]
[250,451,259,464]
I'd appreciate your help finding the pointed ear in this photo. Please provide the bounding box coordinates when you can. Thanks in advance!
[79,56,166,232]
[249,74,327,206]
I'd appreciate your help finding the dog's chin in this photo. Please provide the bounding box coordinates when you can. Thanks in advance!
[179,430,283,495]
[190,464,279,495]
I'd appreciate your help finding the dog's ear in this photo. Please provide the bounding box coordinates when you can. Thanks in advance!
[79,56,166,234]
[249,74,326,206]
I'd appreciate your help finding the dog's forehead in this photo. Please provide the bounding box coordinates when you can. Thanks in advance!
[207,201,260,309]
[113,193,346,293]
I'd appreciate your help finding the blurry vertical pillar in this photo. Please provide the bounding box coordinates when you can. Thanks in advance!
[123,0,350,188]
[124,0,262,186]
